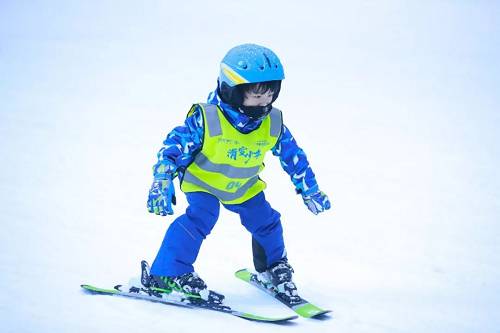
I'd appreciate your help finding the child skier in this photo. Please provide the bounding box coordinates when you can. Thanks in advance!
[147,44,330,304]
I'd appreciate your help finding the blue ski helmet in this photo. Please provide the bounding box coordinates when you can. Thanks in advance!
[217,44,284,109]
[219,43,285,87]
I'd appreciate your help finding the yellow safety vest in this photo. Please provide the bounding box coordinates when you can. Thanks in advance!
[180,103,282,204]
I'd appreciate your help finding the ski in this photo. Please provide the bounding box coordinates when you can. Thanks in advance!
[235,268,331,318]
[81,261,297,324]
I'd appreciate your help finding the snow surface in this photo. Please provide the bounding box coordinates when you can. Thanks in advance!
[1,1,499,332]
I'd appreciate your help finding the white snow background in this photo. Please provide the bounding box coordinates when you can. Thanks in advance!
[1,1,499,332]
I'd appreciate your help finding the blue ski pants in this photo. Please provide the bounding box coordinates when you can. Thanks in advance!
[150,191,286,277]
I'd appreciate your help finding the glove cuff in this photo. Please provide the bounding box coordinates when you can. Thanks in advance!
[154,173,173,181]
[300,184,320,197]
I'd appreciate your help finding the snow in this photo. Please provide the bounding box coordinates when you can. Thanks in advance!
[1,1,499,332]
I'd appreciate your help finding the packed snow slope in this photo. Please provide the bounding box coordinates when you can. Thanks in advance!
[1,1,499,332]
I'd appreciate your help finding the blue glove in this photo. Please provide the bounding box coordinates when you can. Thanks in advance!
[302,190,331,215]
[147,177,176,216]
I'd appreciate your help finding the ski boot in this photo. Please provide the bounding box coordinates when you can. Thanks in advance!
[258,259,302,305]
[150,272,225,305]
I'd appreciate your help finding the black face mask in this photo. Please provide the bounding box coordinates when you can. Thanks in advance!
[238,104,273,120]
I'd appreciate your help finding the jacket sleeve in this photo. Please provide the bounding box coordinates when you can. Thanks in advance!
[152,106,204,180]
[271,124,319,195]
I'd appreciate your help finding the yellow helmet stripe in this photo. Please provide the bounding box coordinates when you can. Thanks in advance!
[221,63,249,85]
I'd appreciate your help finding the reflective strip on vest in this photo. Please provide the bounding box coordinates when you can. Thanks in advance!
[194,152,261,179]
[183,170,259,202]
[205,104,222,137]
[269,108,282,137]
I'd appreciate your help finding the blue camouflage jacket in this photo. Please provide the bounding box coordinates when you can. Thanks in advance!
[152,89,319,196]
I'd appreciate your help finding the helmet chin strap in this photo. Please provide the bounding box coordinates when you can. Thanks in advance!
[238,104,273,120]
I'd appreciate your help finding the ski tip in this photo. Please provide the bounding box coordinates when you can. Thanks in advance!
[294,303,332,318]
[233,312,299,323]
[81,284,100,293]
[81,284,120,294]
[234,269,253,282]
[309,309,332,319]
[81,284,99,290]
